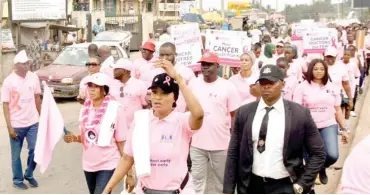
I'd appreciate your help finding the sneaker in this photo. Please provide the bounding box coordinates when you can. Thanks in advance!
[319,169,328,185]
[13,183,28,190]
[25,178,39,187]
[350,111,357,117]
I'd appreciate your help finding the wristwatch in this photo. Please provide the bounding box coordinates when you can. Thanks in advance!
[293,184,303,194]
[340,127,349,132]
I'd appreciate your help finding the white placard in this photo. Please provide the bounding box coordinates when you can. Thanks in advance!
[292,23,317,41]
[1,29,15,49]
[303,28,338,53]
[205,30,252,60]
[11,0,66,21]
[170,23,202,67]
[179,1,196,17]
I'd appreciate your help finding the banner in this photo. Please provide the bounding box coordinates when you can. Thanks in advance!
[292,23,316,41]
[170,23,203,68]
[303,28,338,54]
[205,29,252,67]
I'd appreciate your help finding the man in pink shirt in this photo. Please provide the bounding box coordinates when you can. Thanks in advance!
[1,50,42,190]
[188,52,241,194]
[133,41,156,82]
[111,59,149,126]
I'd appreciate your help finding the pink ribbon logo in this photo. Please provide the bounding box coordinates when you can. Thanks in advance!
[331,37,337,48]
[163,76,171,86]
[10,89,21,111]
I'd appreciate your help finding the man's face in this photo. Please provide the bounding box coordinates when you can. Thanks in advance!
[98,49,110,61]
[254,48,261,58]
[113,68,129,80]
[273,31,278,38]
[141,48,154,61]
[201,62,219,78]
[276,45,284,55]
[263,37,271,44]
[347,34,354,42]
[284,48,294,62]
[15,62,30,75]
[325,56,336,65]
[259,79,284,102]
[159,46,175,64]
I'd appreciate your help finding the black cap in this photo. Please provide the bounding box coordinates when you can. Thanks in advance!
[148,73,179,95]
[257,65,285,83]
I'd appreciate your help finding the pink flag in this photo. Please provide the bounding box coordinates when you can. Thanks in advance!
[34,81,65,173]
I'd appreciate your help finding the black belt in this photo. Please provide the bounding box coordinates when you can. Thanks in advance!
[251,173,292,183]
[142,172,190,194]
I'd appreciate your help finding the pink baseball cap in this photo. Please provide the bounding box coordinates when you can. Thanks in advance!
[111,59,135,71]
[85,73,111,87]
[198,52,220,64]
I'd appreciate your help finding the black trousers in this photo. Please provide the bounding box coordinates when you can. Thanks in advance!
[84,169,115,194]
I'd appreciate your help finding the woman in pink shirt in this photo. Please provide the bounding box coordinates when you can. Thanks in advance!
[103,61,204,194]
[293,59,349,185]
[229,51,260,105]
[63,73,128,194]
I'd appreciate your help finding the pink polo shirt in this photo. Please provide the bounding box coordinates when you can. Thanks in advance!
[293,81,340,129]
[149,64,196,113]
[229,72,259,103]
[290,59,305,81]
[341,135,370,194]
[82,103,128,172]
[188,77,241,151]
[124,111,195,193]
[1,72,41,128]
[109,78,148,127]
[283,76,299,101]
[133,58,157,84]
[328,63,349,95]
[342,60,360,98]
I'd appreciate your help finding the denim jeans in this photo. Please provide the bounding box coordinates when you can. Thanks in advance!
[84,169,115,194]
[319,124,339,168]
[10,123,39,184]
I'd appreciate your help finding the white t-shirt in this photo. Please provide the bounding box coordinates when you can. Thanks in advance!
[250,29,262,44]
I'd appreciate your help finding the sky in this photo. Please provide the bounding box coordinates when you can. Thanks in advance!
[200,0,316,12]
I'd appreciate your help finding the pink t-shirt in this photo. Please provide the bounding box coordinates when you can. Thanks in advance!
[188,77,241,150]
[342,60,360,98]
[283,76,299,101]
[148,65,196,113]
[289,59,304,81]
[328,63,349,95]
[341,135,370,194]
[109,78,148,127]
[79,75,90,98]
[82,103,128,172]
[1,72,41,128]
[293,81,340,129]
[124,111,195,193]
[133,58,157,85]
[229,72,259,103]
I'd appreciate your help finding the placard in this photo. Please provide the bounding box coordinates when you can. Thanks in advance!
[292,23,316,41]
[11,0,67,21]
[205,29,252,67]
[303,28,338,54]
[1,29,15,50]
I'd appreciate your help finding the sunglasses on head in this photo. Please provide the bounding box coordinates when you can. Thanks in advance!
[86,62,99,67]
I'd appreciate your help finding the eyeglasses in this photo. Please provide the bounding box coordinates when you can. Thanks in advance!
[120,86,124,98]
[86,62,99,67]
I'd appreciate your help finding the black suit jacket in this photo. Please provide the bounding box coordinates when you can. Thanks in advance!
[223,100,326,194]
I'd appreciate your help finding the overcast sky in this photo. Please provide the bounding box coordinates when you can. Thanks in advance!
[201,0,315,11]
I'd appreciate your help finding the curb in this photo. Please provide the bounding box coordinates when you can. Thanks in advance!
[333,78,370,193]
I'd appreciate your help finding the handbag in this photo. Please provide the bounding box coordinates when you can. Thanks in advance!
[142,173,189,194]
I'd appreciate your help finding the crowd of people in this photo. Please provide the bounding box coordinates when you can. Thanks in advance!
[2,21,370,194]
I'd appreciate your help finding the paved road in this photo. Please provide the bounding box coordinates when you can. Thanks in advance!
[0,52,369,193]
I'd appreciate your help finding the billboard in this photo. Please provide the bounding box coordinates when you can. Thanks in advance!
[352,0,370,8]
[10,0,67,21]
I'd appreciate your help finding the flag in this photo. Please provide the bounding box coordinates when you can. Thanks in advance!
[34,81,65,173]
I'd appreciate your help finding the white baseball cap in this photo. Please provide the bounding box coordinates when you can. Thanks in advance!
[85,73,111,87]
[13,50,29,64]
[324,46,337,57]
[111,59,135,71]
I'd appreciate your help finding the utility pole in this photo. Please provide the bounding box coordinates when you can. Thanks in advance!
[199,0,203,14]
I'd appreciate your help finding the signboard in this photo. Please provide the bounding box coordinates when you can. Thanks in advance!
[205,29,252,67]
[292,23,316,41]
[227,2,250,10]
[158,3,180,12]
[170,23,202,67]
[352,0,370,8]
[179,1,196,17]
[303,28,338,54]
[1,29,15,50]
[11,0,67,21]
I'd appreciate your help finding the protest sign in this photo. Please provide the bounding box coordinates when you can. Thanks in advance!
[1,29,15,50]
[170,23,202,67]
[292,23,317,41]
[303,28,337,54]
[205,29,252,67]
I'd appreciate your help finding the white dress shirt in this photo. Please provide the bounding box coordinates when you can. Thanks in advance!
[252,97,290,179]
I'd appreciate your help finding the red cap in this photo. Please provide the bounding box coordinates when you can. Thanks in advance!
[198,52,220,64]
[141,42,156,52]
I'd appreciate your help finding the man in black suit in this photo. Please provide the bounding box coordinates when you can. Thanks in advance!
[223,65,326,194]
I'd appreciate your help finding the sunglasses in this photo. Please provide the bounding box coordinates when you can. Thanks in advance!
[120,86,124,98]
[86,62,99,67]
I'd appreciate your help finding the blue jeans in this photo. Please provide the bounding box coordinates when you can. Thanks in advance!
[319,124,339,168]
[84,169,115,194]
[10,123,38,184]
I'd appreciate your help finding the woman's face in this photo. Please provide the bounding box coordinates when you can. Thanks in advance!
[87,83,104,101]
[276,45,284,55]
[254,48,261,58]
[151,88,175,113]
[313,62,325,80]
[343,51,351,62]
[240,54,252,70]
[86,58,101,74]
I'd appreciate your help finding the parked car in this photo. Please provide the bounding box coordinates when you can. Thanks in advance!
[94,31,132,57]
[35,42,128,98]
